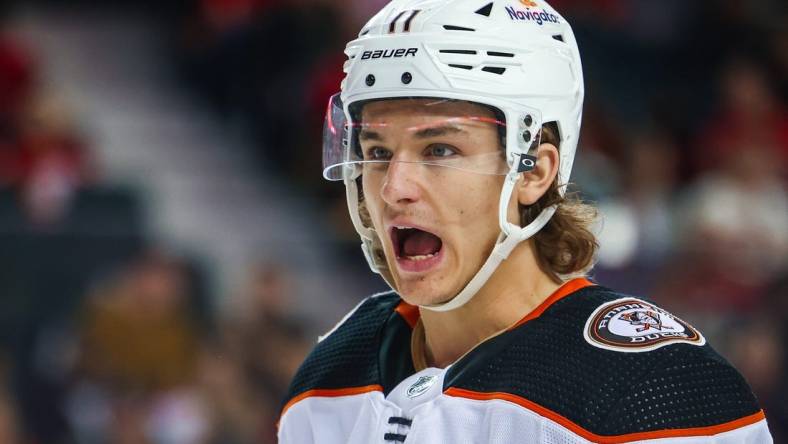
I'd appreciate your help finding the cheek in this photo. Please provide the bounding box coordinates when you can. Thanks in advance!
[448,177,502,238]
[461,177,502,219]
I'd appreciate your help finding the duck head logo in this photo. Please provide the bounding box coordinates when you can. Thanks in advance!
[620,310,673,332]
[584,298,706,353]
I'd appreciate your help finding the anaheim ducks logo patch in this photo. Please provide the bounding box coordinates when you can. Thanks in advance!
[584,298,705,352]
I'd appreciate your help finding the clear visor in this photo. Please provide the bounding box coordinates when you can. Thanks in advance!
[322,94,533,181]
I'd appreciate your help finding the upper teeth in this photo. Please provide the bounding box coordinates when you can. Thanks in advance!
[404,253,435,261]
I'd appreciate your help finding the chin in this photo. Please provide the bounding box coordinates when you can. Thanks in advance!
[383,243,468,306]
[396,279,456,307]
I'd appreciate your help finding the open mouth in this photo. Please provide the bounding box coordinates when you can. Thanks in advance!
[391,226,444,262]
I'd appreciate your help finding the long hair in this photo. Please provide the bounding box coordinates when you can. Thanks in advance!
[524,123,598,283]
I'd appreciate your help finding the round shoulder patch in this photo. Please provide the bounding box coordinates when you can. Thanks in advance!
[583,298,705,353]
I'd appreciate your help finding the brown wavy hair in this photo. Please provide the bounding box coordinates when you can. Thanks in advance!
[523,123,598,283]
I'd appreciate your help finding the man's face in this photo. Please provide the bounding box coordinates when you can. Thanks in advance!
[359,99,508,306]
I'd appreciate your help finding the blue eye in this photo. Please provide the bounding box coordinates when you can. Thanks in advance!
[427,144,457,157]
[367,146,392,160]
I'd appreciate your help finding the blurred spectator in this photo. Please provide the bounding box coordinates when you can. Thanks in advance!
[66,250,203,443]
[11,94,95,226]
[176,0,351,175]
[728,318,784,399]
[229,262,292,323]
[219,263,312,443]
[235,263,310,391]
[570,104,626,201]
[144,389,211,444]
[660,137,788,314]
[726,316,788,442]
[76,250,199,392]
[593,129,682,294]
[195,342,269,444]
[0,31,95,228]
[693,57,788,177]
[621,129,681,265]
[68,260,314,444]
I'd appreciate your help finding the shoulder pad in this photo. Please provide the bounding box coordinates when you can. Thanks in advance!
[600,344,762,435]
[281,291,399,409]
[445,285,761,436]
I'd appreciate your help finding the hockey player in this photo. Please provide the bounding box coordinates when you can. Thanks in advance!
[279,0,773,442]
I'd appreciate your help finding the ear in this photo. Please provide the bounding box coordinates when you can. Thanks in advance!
[516,142,560,206]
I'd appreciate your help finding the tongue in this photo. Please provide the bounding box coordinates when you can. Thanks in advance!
[402,230,442,257]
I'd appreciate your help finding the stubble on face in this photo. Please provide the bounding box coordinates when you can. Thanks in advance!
[359,99,505,306]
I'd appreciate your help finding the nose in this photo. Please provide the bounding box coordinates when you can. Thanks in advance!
[380,160,423,207]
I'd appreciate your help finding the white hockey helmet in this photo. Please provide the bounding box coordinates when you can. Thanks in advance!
[322,0,584,311]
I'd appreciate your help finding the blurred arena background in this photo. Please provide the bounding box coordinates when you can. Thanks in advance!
[0,0,785,442]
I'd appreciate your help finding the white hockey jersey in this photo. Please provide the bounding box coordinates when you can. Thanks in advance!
[278,278,773,443]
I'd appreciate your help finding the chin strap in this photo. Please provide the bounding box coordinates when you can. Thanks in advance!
[347,177,400,290]
[347,150,557,313]
[420,204,556,312]
[420,160,556,312]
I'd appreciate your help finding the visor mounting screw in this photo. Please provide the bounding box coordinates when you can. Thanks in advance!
[522,130,532,142]
[401,72,412,84]
[523,115,533,127]
[365,74,376,86]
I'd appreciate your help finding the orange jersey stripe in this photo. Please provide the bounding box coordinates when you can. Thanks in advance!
[395,301,420,329]
[445,387,765,443]
[397,277,595,331]
[279,384,383,422]
[509,277,595,330]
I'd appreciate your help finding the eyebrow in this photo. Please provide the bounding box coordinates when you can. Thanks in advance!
[359,130,383,141]
[359,124,466,142]
[412,125,466,139]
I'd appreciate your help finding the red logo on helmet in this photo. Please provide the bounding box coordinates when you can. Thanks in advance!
[519,0,538,7]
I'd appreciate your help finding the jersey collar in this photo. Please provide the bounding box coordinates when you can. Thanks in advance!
[403,277,596,371]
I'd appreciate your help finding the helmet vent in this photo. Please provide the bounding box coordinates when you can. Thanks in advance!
[552,34,564,42]
[440,49,477,55]
[448,64,473,70]
[475,2,494,17]
[443,25,476,32]
[360,29,370,36]
[482,66,506,75]
[487,51,514,58]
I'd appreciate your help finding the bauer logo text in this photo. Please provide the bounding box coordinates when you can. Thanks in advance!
[361,48,418,60]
